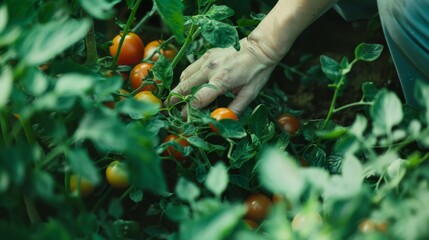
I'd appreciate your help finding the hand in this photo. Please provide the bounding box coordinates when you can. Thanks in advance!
[166,37,279,116]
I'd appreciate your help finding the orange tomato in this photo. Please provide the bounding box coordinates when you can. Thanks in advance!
[109,32,144,66]
[130,62,159,91]
[134,91,162,107]
[162,134,190,161]
[69,174,95,197]
[106,160,129,189]
[143,40,178,62]
[209,107,238,133]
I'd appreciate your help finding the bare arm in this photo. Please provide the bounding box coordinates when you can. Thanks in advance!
[168,0,338,115]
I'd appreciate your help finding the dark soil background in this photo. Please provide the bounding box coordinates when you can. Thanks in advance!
[275,10,403,125]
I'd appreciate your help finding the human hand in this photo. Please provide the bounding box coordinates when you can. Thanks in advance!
[166,37,279,116]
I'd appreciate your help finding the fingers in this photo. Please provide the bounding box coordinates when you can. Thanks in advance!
[179,53,207,81]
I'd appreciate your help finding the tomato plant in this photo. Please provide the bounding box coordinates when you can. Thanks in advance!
[276,113,300,135]
[209,107,238,133]
[109,32,144,66]
[161,134,190,161]
[106,160,130,189]
[143,40,178,62]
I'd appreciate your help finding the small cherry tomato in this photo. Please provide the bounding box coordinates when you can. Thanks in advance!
[130,62,159,91]
[134,91,162,107]
[358,219,388,233]
[143,40,178,62]
[162,134,190,161]
[209,107,238,133]
[291,211,323,231]
[244,194,272,222]
[276,113,300,135]
[69,174,95,197]
[109,32,144,66]
[106,160,129,189]
[103,89,129,109]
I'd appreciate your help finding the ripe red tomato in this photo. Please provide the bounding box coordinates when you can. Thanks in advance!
[244,194,272,222]
[134,91,162,107]
[276,113,300,135]
[143,40,178,62]
[162,134,190,161]
[106,160,129,189]
[109,32,144,66]
[130,62,159,91]
[209,107,238,133]
[69,174,95,197]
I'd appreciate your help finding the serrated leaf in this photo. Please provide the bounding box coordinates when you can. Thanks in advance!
[205,162,228,197]
[206,5,234,20]
[355,43,383,62]
[200,19,239,50]
[18,19,90,65]
[154,0,184,43]
[230,138,256,168]
[153,54,173,90]
[248,104,269,138]
[175,177,200,203]
[187,136,210,151]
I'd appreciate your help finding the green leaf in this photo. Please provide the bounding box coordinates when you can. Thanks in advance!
[0,66,12,108]
[200,19,239,50]
[73,109,129,152]
[230,138,256,168]
[116,98,160,119]
[175,177,200,203]
[55,74,95,96]
[153,54,173,90]
[187,136,210,151]
[178,204,246,240]
[258,147,305,202]
[67,148,100,185]
[248,104,269,138]
[205,162,228,197]
[32,170,55,200]
[165,202,191,222]
[316,125,347,139]
[79,0,120,20]
[302,145,326,168]
[0,5,7,33]
[229,174,250,190]
[206,5,234,20]
[362,81,378,101]
[154,0,184,43]
[129,188,144,203]
[264,204,293,240]
[18,18,90,65]
[354,43,383,62]
[320,55,341,82]
[212,119,246,139]
[108,198,123,218]
[370,89,403,136]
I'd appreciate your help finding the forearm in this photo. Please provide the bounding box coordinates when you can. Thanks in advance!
[247,0,338,64]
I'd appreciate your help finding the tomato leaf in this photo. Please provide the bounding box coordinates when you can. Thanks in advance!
[248,104,269,138]
[354,43,383,62]
[55,74,95,96]
[229,174,250,190]
[108,198,123,218]
[212,119,246,139]
[0,5,7,33]
[205,162,228,197]
[230,139,256,169]
[129,188,144,203]
[154,0,184,43]
[67,148,100,185]
[153,54,173,90]
[18,19,90,65]
[31,170,55,200]
[165,202,191,222]
[175,177,200,203]
[206,5,234,21]
[200,18,239,50]
[115,98,160,119]
[258,147,305,203]
[361,81,378,101]
[178,204,246,240]
[264,204,293,240]
[0,66,12,108]
[370,89,403,136]
[187,136,210,151]
[320,55,341,82]
[79,0,120,20]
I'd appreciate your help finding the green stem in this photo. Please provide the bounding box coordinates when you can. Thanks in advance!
[84,17,98,66]
[322,76,344,129]
[92,188,113,212]
[23,195,41,224]
[171,23,199,69]
[333,101,373,113]
[38,145,68,169]
[21,119,35,144]
[131,5,157,33]
[110,0,142,69]
[119,187,133,201]
[0,111,10,146]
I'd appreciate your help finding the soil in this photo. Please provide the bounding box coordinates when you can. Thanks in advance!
[275,10,403,125]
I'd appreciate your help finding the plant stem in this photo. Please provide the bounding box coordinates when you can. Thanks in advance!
[23,195,41,224]
[322,75,344,129]
[0,110,10,146]
[132,5,157,33]
[171,23,199,69]
[92,188,113,212]
[333,101,373,113]
[84,17,98,66]
[110,0,142,69]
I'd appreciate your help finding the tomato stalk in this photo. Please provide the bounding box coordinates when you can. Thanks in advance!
[91,188,113,212]
[110,0,142,69]
[84,17,98,66]
[333,101,373,113]
[23,195,41,224]
[171,23,200,69]
[0,110,11,146]
[131,5,157,33]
